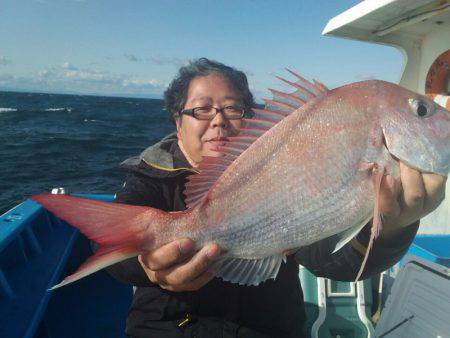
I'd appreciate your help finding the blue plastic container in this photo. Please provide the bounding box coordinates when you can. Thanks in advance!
[406,235,450,267]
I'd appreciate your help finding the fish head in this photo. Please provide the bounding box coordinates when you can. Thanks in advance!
[366,80,450,176]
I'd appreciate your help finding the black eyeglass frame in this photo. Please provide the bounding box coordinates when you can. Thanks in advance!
[178,106,247,120]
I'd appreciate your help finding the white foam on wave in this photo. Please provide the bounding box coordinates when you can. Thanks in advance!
[0,108,18,113]
[45,107,71,112]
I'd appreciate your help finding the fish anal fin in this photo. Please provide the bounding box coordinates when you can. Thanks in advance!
[211,254,285,286]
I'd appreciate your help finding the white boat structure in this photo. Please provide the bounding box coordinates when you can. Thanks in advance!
[323,0,450,234]
[305,1,450,337]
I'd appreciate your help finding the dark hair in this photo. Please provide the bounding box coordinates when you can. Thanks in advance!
[164,58,255,123]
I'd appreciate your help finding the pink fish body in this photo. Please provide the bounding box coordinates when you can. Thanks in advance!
[33,74,450,289]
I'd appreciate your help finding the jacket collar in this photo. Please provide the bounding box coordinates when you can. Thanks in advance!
[120,132,198,178]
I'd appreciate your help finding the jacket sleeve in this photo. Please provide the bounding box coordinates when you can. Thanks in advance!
[101,173,169,286]
[294,220,419,281]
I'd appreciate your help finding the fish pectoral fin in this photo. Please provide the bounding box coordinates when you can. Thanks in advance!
[211,254,285,286]
[355,165,385,281]
[331,217,371,254]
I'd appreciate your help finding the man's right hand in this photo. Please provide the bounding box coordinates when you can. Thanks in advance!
[138,238,221,292]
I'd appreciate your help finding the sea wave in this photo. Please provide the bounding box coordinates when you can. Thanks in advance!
[0,91,168,216]
[45,107,72,112]
[0,107,18,113]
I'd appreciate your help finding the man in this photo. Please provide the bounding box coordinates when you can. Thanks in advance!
[107,58,446,337]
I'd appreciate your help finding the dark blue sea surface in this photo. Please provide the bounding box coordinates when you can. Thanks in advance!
[0,91,174,215]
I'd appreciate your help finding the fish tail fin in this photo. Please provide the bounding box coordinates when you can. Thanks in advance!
[31,194,172,289]
[49,244,139,290]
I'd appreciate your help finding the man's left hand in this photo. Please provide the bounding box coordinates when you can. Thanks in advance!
[378,162,446,237]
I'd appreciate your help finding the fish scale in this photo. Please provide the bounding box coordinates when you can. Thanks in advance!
[32,78,450,288]
[208,168,372,257]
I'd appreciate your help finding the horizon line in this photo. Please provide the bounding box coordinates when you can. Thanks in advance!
[0,88,164,101]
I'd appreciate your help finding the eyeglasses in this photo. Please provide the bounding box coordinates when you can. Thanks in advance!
[179,106,246,120]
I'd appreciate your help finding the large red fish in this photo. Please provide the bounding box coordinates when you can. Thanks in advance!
[33,71,450,289]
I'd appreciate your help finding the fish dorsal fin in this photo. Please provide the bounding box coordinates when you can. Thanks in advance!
[211,254,285,286]
[265,68,329,115]
[184,70,328,209]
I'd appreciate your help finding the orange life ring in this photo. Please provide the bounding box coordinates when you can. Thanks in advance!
[425,49,450,110]
[427,93,450,110]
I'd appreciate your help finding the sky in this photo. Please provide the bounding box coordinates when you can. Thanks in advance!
[0,0,404,101]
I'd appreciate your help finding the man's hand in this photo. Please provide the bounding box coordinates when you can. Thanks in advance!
[138,238,221,292]
[378,162,446,238]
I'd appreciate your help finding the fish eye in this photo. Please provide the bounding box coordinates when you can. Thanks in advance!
[417,103,428,117]
[409,98,434,118]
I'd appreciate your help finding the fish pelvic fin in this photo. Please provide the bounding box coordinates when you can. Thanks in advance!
[331,216,371,255]
[210,254,285,286]
[31,194,173,288]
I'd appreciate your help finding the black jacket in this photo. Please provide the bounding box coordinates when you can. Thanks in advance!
[108,133,419,338]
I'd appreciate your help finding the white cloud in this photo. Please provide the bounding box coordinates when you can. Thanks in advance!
[37,69,55,78]
[64,69,114,82]
[0,73,14,81]
[355,73,377,81]
[0,64,165,97]
[122,79,159,87]
[147,56,185,67]
[61,62,78,70]
[0,56,11,66]
[125,54,140,62]
[122,54,186,67]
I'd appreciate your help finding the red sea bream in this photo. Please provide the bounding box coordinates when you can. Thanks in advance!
[33,72,450,288]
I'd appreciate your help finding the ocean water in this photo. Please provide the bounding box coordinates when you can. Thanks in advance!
[0,91,175,215]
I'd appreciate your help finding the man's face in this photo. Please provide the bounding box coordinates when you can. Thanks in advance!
[175,73,243,166]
